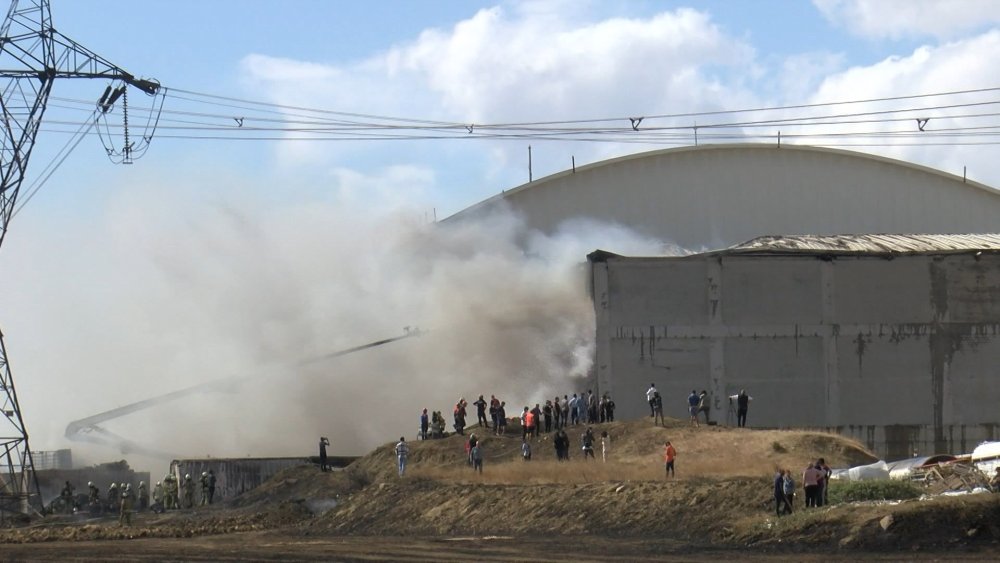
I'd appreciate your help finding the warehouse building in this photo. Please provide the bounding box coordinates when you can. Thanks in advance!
[454,144,1000,249]
[588,234,1000,459]
[452,144,1000,458]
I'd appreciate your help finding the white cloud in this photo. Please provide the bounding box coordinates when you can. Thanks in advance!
[778,51,846,102]
[239,4,760,197]
[385,7,754,122]
[796,30,1000,186]
[814,0,1000,39]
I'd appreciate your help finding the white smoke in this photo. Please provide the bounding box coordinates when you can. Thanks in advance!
[5,180,662,472]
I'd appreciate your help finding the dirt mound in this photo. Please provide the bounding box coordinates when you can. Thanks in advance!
[227,464,354,509]
[21,417,998,556]
[305,477,766,539]
[730,490,1000,552]
[345,417,876,485]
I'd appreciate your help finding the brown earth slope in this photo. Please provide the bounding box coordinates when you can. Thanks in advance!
[3,417,999,558]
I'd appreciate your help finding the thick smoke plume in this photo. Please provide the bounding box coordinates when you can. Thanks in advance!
[6,184,660,471]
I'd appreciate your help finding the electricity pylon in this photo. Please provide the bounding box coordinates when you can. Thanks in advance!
[0,0,158,518]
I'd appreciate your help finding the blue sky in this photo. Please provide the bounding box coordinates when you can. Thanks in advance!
[24,0,1000,221]
[5,0,1000,460]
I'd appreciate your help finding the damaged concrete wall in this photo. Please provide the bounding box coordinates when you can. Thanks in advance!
[169,458,310,503]
[167,456,352,502]
[591,252,1000,459]
[35,460,149,506]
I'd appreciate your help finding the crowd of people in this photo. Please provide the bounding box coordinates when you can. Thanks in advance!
[56,470,218,525]
[646,383,753,428]
[394,385,761,477]
[420,391,618,441]
[773,459,832,516]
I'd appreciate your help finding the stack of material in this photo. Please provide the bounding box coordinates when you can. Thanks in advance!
[910,462,990,494]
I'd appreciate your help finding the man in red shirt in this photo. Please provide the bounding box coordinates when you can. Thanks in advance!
[664,441,677,478]
[521,406,536,440]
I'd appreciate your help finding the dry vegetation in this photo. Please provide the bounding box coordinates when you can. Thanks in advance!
[3,416,1000,559]
[353,416,876,485]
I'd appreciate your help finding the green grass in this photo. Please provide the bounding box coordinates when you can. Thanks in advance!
[827,479,922,504]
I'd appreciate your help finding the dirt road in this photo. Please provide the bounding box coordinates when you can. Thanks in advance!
[4,533,998,562]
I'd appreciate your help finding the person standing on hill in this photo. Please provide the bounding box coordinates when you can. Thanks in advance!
[471,440,484,473]
[728,389,752,427]
[647,383,658,417]
[663,441,677,478]
[802,462,820,507]
[605,394,616,422]
[319,436,331,471]
[454,398,468,435]
[581,427,596,460]
[467,433,478,466]
[652,392,664,426]
[554,429,569,460]
[587,389,597,423]
[474,395,489,428]
[817,458,831,507]
[697,390,711,425]
[489,395,500,430]
[774,469,786,516]
[395,437,410,477]
[497,402,508,435]
[561,395,570,428]
[543,400,554,433]
[782,469,795,513]
[531,404,542,437]
[688,390,701,428]
[601,430,609,463]
[420,409,429,441]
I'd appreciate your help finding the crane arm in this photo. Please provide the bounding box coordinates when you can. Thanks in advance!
[64,329,422,457]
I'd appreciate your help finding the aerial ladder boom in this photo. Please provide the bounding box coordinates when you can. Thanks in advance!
[64,329,422,459]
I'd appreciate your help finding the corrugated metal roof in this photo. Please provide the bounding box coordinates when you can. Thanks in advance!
[885,455,957,479]
[726,233,1000,255]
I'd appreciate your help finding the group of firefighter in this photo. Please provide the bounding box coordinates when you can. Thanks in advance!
[58,470,217,526]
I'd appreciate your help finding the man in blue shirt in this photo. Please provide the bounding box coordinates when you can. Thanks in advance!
[688,390,701,427]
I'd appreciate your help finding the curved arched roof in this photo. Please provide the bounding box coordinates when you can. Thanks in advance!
[450,144,1000,250]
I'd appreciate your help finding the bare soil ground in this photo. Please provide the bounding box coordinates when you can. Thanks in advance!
[3,417,1000,561]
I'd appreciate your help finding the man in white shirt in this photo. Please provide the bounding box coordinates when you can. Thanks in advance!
[646,383,658,417]
[394,437,409,477]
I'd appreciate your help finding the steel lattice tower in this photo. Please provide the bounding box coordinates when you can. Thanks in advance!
[0,0,157,518]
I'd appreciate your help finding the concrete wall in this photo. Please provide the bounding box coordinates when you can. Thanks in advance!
[591,251,1000,459]
[169,458,310,503]
[453,145,1000,250]
[35,460,149,506]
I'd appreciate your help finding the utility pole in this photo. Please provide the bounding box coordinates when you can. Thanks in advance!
[0,0,159,518]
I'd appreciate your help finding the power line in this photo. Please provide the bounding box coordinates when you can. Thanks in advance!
[30,84,1000,147]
